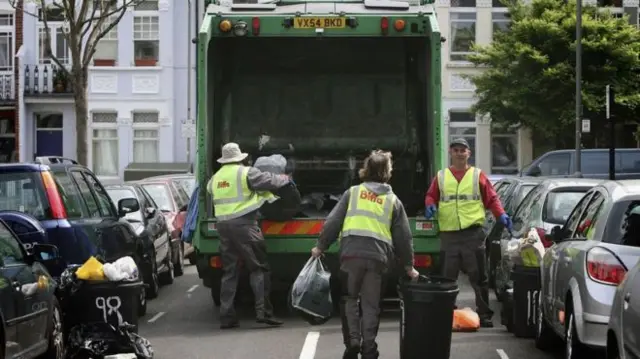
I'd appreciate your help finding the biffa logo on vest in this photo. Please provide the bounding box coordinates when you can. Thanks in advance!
[217,181,230,189]
[359,190,383,204]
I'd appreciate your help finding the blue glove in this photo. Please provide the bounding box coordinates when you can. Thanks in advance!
[425,205,437,219]
[500,213,513,232]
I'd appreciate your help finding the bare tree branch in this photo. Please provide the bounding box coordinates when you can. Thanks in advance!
[39,1,71,76]
[8,0,41,19]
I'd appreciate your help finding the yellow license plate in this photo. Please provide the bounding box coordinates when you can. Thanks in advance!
[293,17,346,29]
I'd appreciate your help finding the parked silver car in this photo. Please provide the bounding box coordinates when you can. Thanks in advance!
[535,181,640,359]
[608,258,640,359]
[494,178,600,298]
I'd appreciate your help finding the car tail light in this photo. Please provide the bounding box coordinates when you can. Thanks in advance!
[41,171,66,219]
[535,227,553,248]
[414,254,432,268]
[252,17,260,36]
[210,256,222,268]
[380,17,389,35]
[586,247,626,285]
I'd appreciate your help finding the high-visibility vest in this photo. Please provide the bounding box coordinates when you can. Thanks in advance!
[341,184,396,244]
[209,164,277,222]
[437,167,486,232]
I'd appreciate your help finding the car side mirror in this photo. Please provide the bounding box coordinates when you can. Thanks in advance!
[528,165,542,177]
[145,207,157,219]
[179,204,188,212]
[550,225,563,243]
[31,243,60,262]
[118,198,140,218]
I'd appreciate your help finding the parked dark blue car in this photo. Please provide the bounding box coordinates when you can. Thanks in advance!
[0,156,155,314]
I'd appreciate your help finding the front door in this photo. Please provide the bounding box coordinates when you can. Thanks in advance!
[35,114,63,157]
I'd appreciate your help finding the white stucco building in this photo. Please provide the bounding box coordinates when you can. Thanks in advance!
[17,0,203,179]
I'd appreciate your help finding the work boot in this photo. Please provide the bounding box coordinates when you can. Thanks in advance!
[361,350,379,359]
[480,317,494,328]
[220,320,239,329]
[342,340,361,359]
[256,315,284,326]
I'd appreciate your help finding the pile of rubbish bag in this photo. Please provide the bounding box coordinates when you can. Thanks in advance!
[506,228,546,268]
[56,256,154,359]
[290,257,333,325]
[255,154,302,221]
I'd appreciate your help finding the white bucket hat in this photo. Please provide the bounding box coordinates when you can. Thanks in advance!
[217,142,248,164]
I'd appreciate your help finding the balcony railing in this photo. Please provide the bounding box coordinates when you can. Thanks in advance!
[0,71,14,101]
[23,64,73,96]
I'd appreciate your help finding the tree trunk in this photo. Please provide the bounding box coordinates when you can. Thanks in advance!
[73,81,89,166]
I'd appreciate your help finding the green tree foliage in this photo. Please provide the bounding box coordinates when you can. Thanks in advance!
[467,0,640,146]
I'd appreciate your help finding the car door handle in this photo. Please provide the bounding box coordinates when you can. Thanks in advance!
[624,292,631,303]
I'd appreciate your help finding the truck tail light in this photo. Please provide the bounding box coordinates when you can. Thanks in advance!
[380,17,389,35]
[414,254,432,268]
[586,247,626,285]
[252,17,260,36]
[210,256,222,268]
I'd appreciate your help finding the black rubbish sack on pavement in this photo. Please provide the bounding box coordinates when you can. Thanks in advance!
[254,154,301,221]
[66,322,153,359]
[290,257,332,325]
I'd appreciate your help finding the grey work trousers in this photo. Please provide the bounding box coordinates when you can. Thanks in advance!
[339,258,387,359]
[439,225,493,318]
[216,221,274,324]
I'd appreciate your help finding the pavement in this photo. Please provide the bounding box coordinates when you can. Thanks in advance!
[137,265,565,359]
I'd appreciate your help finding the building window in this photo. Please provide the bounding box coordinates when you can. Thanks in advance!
[38,27,70,65]
[448,110,477,166]
[135,0,159,11]
[492,0,506,7]
[492,12,510,38]
[451,0,475,7]
[91,112,119,177]
[93,17,118,65]
[450,13,476,62]
[0,32,12,71]
[0,113,16,163]
[132,112,159,162]
[133,16,159,66]
[0,14,13,26]
[491,125,519,174]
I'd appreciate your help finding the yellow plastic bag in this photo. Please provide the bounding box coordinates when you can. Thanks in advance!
[75,256,106,281]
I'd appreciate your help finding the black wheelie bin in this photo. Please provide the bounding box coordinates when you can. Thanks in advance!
[399,275,459,359]
[510,265,541,338]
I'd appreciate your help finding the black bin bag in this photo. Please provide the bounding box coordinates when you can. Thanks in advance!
[290,257,332,325]
[254,154,301,221]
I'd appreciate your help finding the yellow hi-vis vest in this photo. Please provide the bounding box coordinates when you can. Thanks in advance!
[437,167,486,232]
[341,184,396,244]
[208,164,277,222]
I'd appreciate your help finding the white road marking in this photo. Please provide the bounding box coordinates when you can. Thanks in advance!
[299,331,320,359]
[147,312,166,323]
[496,349,509,359]
[187,284,199,293]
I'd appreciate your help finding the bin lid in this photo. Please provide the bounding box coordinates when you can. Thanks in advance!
[401,275,459,292]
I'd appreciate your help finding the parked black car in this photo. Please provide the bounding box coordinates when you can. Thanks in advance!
[0,219,65,359]
[105,184,177,300]
[486,176,545,291]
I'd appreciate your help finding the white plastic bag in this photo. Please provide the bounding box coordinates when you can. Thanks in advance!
[290,257,332,324]
[103,256,139,281]
[517,228,546,267]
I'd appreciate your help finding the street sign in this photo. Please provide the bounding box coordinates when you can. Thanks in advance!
[581,119,590,133]
[181,119,195,139]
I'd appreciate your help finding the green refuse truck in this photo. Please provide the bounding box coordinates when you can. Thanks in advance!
[193,0,445,306]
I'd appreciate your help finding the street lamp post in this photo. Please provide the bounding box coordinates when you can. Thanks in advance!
[575,0,583,174]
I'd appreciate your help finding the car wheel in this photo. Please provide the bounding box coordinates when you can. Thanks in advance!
[43,298,65,359]
[188,252,197,265]
[565,310,589,359]
[146,261,160,299]
[211,286,221,307]
[535,293,560,350]
[138,286,148,316]
[174,242,185,277]
[159,249,175,285]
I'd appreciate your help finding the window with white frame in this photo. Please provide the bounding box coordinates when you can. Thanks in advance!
[38,27,70,64]
[93,16,118,63]
[91,112,119,177]
[132,112,159,162]
[448,110,477,165]
[492,12,510,38]
[0,14,13,72]
[491,125,519,174]
[451,0,475,7]
[133,16,159,65]
[450,12,476,62]
[135,0,159,10]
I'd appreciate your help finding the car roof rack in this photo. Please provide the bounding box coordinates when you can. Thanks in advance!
[34,156,79,165]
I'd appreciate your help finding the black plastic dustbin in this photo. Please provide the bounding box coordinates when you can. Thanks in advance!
[510,265,541,338]
[399,275,459,359]
[63,280,144,333]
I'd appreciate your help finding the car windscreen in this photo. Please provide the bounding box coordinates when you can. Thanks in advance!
[140,184,175,212]
[0,172,51,220]
[106,188,143,222]
[543,190,587,224]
